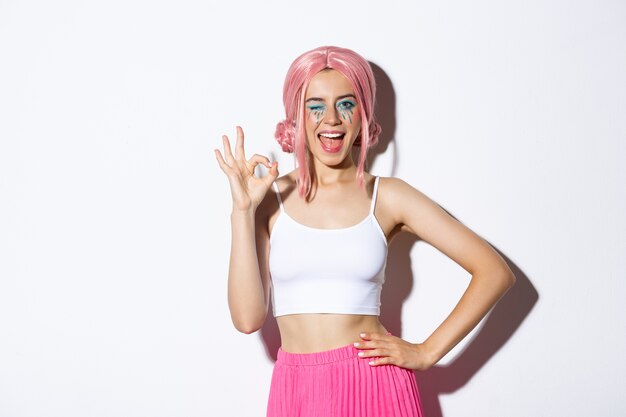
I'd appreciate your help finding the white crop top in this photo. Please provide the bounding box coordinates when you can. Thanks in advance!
[268,176,388,317]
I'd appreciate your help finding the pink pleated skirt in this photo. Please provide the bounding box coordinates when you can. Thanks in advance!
[266,332,424,417]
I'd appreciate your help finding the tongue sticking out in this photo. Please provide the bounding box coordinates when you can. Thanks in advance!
[319,134,344,150]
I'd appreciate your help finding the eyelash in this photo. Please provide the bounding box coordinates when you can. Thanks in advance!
[337,101,355,110]
[307,101,356,112]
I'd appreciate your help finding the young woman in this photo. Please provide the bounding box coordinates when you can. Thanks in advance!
[214,46,516,417]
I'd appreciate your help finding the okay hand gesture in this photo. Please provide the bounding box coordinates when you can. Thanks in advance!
[214,126,279,212]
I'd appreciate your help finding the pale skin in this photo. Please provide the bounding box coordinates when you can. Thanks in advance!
[214,69,516,371]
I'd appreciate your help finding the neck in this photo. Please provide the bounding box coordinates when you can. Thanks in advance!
[308,153,359,186]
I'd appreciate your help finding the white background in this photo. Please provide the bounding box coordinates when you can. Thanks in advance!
[1,1,625,416]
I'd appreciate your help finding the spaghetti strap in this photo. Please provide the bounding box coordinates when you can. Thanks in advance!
[369,176,380,214]
[272,182,285,212]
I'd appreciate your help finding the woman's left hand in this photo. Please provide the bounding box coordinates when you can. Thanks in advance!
[354,332,435,371]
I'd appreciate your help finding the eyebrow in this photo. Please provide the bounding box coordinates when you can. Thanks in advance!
[305,94,357,103]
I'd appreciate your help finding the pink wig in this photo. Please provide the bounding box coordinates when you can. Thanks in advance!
[274,46,382,200]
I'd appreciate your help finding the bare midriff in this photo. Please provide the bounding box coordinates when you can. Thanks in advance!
[276,313,389,353]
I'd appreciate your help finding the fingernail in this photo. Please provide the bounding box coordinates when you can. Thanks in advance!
[369,361,375,365]
[358,352,364,357]
[353,342,360,347]
[360,333,366,338]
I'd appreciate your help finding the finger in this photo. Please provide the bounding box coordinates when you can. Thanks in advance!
[214,149,233,174]
[359,332,386,341]
[267,160,279,182]
[369,356,395,366]
[222,135,235,163]
[235,126,247,161]
[246,154,272,171]
[357,348,388,358]
[354,338,381,349]
[246,154,271,176]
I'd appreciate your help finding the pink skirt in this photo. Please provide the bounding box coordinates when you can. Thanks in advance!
[266,332,424,417]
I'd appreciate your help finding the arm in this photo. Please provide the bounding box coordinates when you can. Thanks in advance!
[227,199,272,334]
[389,177,516,367]
[214,126,278,334]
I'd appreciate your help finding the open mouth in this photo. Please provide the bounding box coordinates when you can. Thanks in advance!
[318,133,345,152]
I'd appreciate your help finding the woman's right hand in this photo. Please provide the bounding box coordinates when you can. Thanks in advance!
[214,126,279,212]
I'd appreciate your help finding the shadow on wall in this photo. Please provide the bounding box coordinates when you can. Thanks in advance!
[259,62,538,417]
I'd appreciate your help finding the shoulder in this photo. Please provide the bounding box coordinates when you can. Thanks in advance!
[378,175,410,191]
[377,176,436,232]
[378,176,425,206]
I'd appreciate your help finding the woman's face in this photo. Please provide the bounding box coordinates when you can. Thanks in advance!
[303,69,362,166]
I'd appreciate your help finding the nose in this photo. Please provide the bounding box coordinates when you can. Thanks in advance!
[323,106,341,126]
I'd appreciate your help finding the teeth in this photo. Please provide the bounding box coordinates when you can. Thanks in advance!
[319,133,344,138]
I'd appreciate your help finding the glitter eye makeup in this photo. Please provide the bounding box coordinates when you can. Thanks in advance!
[337,100,356,124]
[307,104,326,123]
[306,97,358,124]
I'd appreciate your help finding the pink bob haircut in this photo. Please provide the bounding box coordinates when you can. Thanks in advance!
[274,45,382,200]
